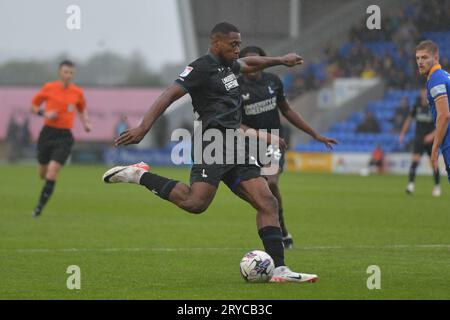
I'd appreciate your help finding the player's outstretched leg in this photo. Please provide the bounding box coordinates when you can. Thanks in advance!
[103,162,217,214]
[236,177,317,283]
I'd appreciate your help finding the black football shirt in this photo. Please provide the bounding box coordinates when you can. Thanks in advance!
[238,72,286,134]
[175,53,242,130]
[410,100,435,138]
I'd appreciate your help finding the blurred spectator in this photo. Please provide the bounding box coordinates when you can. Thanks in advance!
[369,144,385,173]
[115,115,129,137]
[361,62,377,79]
[283,0,450,100]
[6,114,20,163]
[356,112,380,133]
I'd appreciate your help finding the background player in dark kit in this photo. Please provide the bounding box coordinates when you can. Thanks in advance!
[238,46,337,249]
[103,22,318,282]
[399,88,441,196]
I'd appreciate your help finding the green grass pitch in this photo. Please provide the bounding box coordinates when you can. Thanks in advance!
[0,165,449,299]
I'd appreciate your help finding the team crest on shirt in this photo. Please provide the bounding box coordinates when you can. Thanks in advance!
[179,66,193,78]
[268,85,275,95]
[67,104,75,112]
[242,93,250,101]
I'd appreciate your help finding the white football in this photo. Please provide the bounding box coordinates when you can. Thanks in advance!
[240,250,275,283]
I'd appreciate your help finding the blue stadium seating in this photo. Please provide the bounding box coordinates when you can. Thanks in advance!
[295,89,420,153]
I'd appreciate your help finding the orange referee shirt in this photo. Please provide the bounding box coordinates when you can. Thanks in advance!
[32,81,86,129]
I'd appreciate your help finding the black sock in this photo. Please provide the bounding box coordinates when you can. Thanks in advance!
[279,208,289,237]
[409,161,419,183]
[258,226,285,267]
[433,168,440,185]
[37,179,55,209]
[139,172,178,200]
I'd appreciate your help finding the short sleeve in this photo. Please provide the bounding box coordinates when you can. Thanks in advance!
[429,74,448,100]
[174,62,205,93]
[31,83,51,106]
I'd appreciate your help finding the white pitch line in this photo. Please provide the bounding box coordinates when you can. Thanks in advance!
[1,244,449,253]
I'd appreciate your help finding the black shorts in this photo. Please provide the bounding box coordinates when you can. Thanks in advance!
[412,137,432,156]
[255,145,285,175]
[189,130,260,189]
[190,163,261,190]
[37,126,74,165]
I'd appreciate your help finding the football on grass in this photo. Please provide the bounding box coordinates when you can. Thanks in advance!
[240,250,275,283]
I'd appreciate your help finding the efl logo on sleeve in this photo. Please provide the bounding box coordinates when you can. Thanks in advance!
[180,66,193,78]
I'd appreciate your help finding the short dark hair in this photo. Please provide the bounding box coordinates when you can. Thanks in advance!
[210,22,239,37]
[239,46,267,58]
[416,40,439,55]
[59,60,75,68]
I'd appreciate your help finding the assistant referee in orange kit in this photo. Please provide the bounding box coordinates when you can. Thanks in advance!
[30,60,92,218]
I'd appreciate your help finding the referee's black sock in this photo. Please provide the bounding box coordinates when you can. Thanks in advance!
[37,179,55,209]
[408,161,419,183]
[433,168,441,185]
[258,226,285,267]
[139,172,178,200]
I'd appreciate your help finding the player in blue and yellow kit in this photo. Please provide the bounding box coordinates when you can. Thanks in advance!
[416,40,450,182]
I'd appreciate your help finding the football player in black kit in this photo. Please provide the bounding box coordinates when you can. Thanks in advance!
[399,88,441,197]
[238,46,338,249]
[103,22,319,283]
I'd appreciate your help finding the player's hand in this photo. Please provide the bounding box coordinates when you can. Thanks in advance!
[115,125,147,146]
[45,111,58,120]
[84,122,92,133]
[316,135,338,150]
[268,134,287,150]
[431,145,439,172]
[423,133,434,144]
[281,53,304,67]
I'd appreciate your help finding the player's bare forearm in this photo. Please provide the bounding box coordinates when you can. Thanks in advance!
[115,84,186,146]
[240,124,287,149]
[279,101,318,138]
[140,84,186,131]
[400,116,412,137]
[79,109,92,132]
[434,115,449,148]
[238,53,303,73]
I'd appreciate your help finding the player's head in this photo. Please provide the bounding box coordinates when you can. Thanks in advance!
[58,60,75,85]
[239,46,267,80]
[415,40,439,76]
[209,22,241,65]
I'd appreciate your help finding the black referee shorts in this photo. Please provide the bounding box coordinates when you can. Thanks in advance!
[37,126,74,165]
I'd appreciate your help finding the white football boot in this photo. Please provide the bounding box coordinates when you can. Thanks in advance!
[270,266,318,283]
[103,162,150,184]
[432,185,441,197]
[406,182,415,194]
